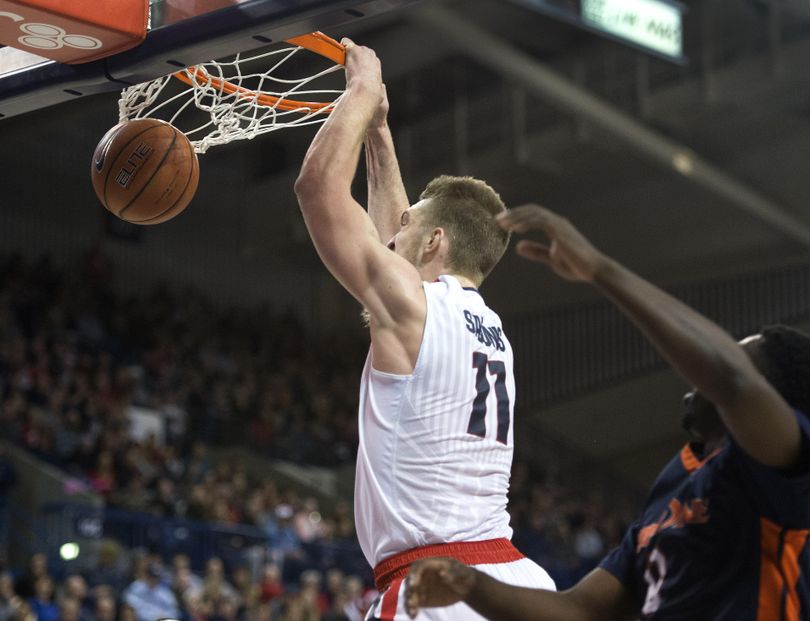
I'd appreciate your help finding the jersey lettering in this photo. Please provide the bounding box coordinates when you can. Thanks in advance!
[642,547,667,615]
[636,497,710,552]
[463,310,505,351]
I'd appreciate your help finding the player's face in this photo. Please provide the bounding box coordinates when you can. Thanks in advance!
[681,389,720,441]
[387,201,430,268]
[681,335,765,440]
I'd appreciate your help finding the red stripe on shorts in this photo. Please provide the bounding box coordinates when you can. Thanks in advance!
[374,538,524,592]
[380,577,403,620]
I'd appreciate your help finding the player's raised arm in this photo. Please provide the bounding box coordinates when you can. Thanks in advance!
[294,41,423,328]
[364,86,410,244]
[497,205,801,469]
[405,558,637,621]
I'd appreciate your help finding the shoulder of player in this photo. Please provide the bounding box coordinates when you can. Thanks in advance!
[365,265,426,334]
[360,242,424,307]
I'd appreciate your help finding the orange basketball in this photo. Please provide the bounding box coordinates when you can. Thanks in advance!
[90,119,199,225]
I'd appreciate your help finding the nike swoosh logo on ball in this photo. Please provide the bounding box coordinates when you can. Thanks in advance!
[95,137,113,172]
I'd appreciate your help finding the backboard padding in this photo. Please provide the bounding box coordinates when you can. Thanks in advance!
[0,0,421,119]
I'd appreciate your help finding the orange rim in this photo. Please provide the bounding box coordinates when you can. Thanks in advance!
[286,31,346,66]
[172,31,345,112]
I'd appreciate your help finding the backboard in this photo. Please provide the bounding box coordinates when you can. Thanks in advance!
[0,0,420,119]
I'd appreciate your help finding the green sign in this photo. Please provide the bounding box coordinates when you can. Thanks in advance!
[582,0,683,59]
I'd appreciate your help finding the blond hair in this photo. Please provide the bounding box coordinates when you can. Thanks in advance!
[419,175,510,283]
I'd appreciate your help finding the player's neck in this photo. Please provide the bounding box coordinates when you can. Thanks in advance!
[449,273,479,289]
[701,432,727,454]
[688,424,726,455]
[418,267,479,289]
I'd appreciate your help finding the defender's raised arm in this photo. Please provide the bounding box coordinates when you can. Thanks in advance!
[497,204,800,469]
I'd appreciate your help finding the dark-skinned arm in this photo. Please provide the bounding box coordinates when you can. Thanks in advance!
[497,205,800,469]
[405,559,638,621]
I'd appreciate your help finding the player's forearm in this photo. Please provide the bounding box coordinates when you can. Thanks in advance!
[463,570,608,621]
[365,123,410,243]
[592,258,762,411]
[295,82,378,201]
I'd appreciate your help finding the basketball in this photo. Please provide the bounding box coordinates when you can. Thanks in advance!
[90,119,199,225]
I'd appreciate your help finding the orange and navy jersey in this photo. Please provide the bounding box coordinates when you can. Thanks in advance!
[600,409,810,620]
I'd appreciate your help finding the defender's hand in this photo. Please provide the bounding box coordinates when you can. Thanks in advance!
[497,204,609,283]
[405,558,476,618]
[341,38,384,105]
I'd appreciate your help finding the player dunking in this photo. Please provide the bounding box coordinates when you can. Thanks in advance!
[294,42,555,619]
[405,205,810,620]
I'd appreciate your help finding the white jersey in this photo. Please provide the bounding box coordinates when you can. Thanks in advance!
[355,274,516,567]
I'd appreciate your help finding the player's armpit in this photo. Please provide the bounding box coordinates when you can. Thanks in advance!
[295,186,423,329]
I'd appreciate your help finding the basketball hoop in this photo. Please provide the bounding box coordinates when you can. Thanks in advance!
[117,32,346,154]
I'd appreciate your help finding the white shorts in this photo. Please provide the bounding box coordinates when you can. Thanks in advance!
[366,556,556,620]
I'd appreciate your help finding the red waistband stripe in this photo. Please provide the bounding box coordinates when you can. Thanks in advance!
[379,576,403,620]
[373,538,524,592]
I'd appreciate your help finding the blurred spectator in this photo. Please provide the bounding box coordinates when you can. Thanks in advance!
[87,451,116,497]
[169,553,203,605]
[10,600,35,621]
[211,596,239,621]
[119,603,138,621]
[269,505,302,562]
[27,576,58,621]
[323,568,344,611]
[299,571,328,616]
[0,447,15,556]
[231,566,257,616]
[323,591,351,621]
[93,594,116,621]
[573,514,605,562]
[293,499,324,544]
[57,597,82,621]
[259,563,284,606]
[84,540,128,595]
[59,575,91,621]
[280,591,319,621]
[0,572,17,621]
[342,575,371,621]
[122,562,179,621]
[182,588,213,621]
[15,554,48,600]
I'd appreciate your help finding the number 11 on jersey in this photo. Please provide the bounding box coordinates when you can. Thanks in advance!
[467,352,510,444]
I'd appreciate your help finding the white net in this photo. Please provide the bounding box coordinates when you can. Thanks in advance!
[118,42,345,153]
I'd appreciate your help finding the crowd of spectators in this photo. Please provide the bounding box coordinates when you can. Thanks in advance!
[508,459,635,587]
[1,550,375,621]
[0,249,639,618]
[0,247,364,470]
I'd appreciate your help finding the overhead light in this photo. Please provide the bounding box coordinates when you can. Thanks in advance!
[59,542,80,561]
[672,151,694,175]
